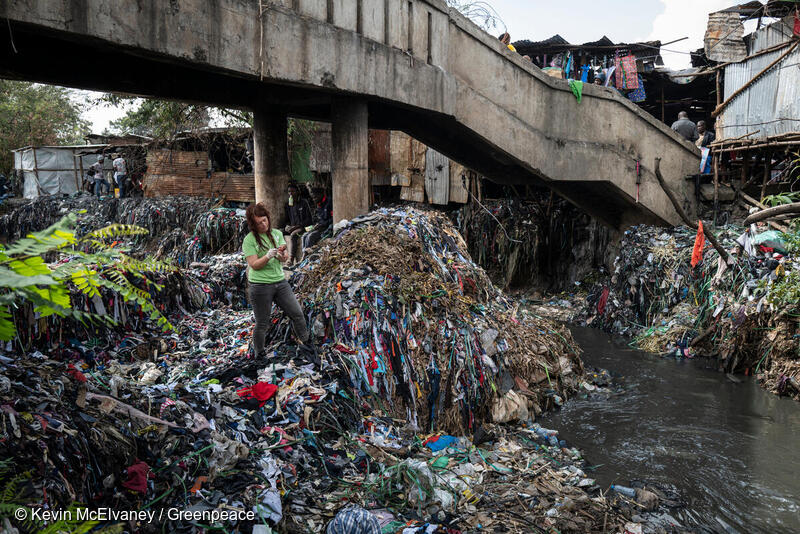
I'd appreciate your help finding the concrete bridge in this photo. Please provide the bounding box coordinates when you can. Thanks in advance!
[0,0,700,228]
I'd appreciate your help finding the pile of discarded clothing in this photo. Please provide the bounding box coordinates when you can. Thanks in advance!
[0,194,248,263]
[573,222,799,398]
[455,198,614,290]
[0,205,655,533]
[289,207,584,434]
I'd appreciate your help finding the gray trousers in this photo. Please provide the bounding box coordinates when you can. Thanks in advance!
[249,280,309,353]
[285,228,304,264]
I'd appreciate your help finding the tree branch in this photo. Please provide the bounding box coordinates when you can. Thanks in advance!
[653,158,732,264]
[743,202,800,226]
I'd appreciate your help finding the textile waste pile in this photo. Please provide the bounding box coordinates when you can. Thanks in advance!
[455,198,614,290]
[572,222,799,400]
[0,201,658,533]
[0,194,248,265]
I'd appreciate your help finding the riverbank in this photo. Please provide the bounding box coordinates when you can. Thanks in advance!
[524,222,799,402]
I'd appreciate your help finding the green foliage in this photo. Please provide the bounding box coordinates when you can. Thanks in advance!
[765,228,800,311]
[0,80,89,175]
[0,214,175,341]
[762,191,800,207]
[99,94,252,138]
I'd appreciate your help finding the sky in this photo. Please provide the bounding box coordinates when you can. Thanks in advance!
[82,0,750,132]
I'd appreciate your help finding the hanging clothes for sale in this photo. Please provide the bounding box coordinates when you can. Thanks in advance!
[615,52,639,90]
[626,75,646,102]
[580,64,591,83]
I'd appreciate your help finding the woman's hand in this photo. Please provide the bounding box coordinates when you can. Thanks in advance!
[277,245,289,262]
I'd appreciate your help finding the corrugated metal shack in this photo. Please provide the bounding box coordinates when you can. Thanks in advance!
[708,3,800,210]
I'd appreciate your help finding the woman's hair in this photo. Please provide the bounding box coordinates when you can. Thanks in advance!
[245,202,276,249]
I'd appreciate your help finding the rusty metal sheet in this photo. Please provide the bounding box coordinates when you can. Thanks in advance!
[368,129,391,186]
[705,11,747,63]
[425,148,449,205]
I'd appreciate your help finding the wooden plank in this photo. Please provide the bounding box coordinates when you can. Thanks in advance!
[399,173,425,203]
[449,162,469,204]
[425,147,449,205]
[368,129,392,186]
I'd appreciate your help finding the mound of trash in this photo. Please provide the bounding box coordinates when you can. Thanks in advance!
[574,222,799,399]
[0,204,659,533]
[290,207,584,434]
[0,194,248,264]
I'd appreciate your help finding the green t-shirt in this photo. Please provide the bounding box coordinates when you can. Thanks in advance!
[242,230,286,283]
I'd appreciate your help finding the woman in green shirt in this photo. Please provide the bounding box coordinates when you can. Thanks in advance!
[243,202,310,356]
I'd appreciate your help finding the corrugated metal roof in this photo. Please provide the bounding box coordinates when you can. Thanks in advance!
[748,14,796,53]
[705,11,748,62]
[718,15,800,141]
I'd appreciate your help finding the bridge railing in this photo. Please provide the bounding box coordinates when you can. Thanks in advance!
[271,0,453,68]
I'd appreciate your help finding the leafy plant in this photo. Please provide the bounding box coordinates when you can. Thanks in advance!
[762,191,800,207]
[765,227,800,311]
[0,213,175,341]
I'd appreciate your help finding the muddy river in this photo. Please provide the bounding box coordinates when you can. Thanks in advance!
[541,327,800,534]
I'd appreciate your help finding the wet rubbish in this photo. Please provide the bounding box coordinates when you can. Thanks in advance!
[288,207,585,434]
[569,223,799,400]
[455,198,614,291]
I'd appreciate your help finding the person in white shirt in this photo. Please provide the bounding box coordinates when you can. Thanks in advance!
[112,154,128,197]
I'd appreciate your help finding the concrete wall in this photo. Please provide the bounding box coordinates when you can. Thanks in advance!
[1,0,700,227]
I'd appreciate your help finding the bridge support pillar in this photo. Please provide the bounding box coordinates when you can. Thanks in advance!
[253,106,289,227]
[331,98,369,223]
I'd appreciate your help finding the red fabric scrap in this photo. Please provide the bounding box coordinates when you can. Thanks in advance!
[793,10,800,37]
[122,459,152,494]
[597,287,610,315]
[236,382,278,407]
[691,221,705,268]
[67,363,87,383]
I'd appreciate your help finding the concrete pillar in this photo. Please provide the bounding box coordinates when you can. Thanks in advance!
[253,107,289,227]
[331,98,369,223]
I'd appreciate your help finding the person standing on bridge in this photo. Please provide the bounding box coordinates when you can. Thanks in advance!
[499,32,516,53]
[243,202,310,357]
[671,111,699,143]
[696,120,715,148]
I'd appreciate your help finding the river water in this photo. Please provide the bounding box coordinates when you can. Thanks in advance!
[540,327,800,534]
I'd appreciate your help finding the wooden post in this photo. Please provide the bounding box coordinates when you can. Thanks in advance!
[741,153,749,190]
[713,153,720,225]
[715,70,722,107]
[761,151,771,202]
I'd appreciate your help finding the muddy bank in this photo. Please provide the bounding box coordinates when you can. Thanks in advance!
[455,198,617,292]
